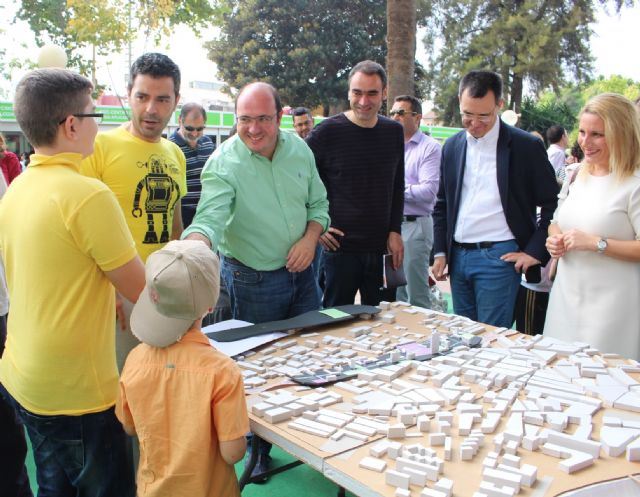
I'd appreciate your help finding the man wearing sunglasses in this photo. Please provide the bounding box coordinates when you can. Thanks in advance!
[432,70,558,328]
[169,103,215,228]
[390,96,441,309]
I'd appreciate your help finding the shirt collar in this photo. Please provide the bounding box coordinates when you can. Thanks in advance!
[28,152,84,172]
[178,328,211,346]
[408,129,423,145]
[466,116,500,146]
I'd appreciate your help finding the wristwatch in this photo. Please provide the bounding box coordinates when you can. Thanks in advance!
[597,238,608,253]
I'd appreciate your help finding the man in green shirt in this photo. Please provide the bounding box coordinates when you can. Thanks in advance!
[183,82,329,477]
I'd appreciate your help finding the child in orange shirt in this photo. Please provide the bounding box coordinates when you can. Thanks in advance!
[116,240,249,497]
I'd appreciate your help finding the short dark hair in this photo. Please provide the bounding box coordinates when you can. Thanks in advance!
[14,69,92,147]
[570,141,584,161]
[546,125,566,145]
[394,95,422,115]
[128,53,181,97]
[349,60,387,88]
[179,102,206,121]
[459,70,503,103]
[235,82,283,114]
[293,107,312,118]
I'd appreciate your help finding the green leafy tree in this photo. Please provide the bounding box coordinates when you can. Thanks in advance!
[16,0,219,78]
[419,0,633,126]
[522,75,640,142]
[207,0,387,114]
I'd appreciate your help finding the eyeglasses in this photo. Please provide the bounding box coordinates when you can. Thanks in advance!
[459,110,495,124]
[390,109,418,117]
[184,125,205,132]
[236,114,277,126]
[58,113,104,125]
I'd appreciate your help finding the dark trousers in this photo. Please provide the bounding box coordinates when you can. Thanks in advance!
[0,314,33,497]
[0,384,135,497]
[322,251,396,307]
[514,286,549,335]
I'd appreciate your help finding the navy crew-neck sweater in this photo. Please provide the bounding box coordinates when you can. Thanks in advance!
[306,113,404,253]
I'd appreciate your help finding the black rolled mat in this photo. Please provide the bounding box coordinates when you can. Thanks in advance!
[205,304,381,342]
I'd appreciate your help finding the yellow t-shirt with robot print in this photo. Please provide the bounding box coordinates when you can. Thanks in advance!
[81,127,187,261]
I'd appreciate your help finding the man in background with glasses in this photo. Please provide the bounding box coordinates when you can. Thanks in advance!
[432,70,558,328]
[183,82,329,479]
[169,102,215,228]
[390,96,441,309]
[0,68,145,496]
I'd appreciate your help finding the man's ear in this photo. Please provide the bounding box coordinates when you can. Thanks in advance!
[497,98,505,111]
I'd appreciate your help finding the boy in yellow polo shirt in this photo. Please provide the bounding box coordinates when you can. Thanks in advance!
[0,68,145,496]
[116,240,248,497]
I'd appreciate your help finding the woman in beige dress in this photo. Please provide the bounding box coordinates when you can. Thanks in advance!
[544,93,640,358]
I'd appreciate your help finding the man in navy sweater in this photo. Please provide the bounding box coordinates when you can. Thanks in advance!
[306,60,405,306]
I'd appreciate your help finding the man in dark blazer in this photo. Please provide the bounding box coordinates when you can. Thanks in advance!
[432,70,558,327]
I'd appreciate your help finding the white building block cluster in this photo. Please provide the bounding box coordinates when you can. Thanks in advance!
[236,304,640,496]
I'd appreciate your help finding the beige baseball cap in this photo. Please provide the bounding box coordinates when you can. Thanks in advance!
[130,240,220,347]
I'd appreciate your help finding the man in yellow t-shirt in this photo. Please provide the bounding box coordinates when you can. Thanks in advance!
[0,69,145,496]
[81,53,187,371]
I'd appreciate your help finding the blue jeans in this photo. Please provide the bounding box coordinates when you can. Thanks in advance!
[322,251,396,307]
[221,257,320,457]
[221,256,320,324]
[449,240,521,328]
[0,384,134,497]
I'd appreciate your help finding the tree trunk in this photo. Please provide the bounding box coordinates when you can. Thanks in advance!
[511,72,523,117]
[386,0,417,113]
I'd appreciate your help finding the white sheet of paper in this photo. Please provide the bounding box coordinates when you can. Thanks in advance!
[203,319,288,358]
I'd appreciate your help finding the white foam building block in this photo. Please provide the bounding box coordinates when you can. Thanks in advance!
[478,481,516,497]
[434,477,454,497]
[614,391,640,412]
[542,443,594,473]
[388,423,407,439]
[600,426,640,457]
[482,467,522,493]
[481,413,502,434]
[546,430,601,458]
[385,469,411,490]
[395,489,411,497]
[429,433,446,446]
[444,436,452,461]
[359,456,387,472]
[370,440,390,458]
[396,457,439,482]
[626,436,640,461]
[420,489,447,497]
[388,441,404,459]
[497,463,537,487]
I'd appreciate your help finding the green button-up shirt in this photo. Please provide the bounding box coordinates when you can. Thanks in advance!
[183,131,330,271]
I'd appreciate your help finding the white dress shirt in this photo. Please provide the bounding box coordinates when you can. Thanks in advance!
[454,118,515,243]
[547,143,566,174]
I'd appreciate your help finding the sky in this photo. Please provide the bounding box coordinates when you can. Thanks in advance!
[0,1,639,99]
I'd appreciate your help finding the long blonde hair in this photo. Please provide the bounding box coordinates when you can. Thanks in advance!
[580,93,640,178]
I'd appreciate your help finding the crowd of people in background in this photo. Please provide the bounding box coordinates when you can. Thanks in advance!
[1,51,640,497]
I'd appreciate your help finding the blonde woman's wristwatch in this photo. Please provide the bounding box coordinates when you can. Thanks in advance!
[597,238,608,253]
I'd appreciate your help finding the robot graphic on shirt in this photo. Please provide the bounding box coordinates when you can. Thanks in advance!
[132,154,181,244]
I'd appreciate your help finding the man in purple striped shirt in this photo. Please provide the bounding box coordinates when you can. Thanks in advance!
[390,96,441,308]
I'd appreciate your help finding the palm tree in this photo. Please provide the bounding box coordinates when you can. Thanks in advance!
[386,0,417,109]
